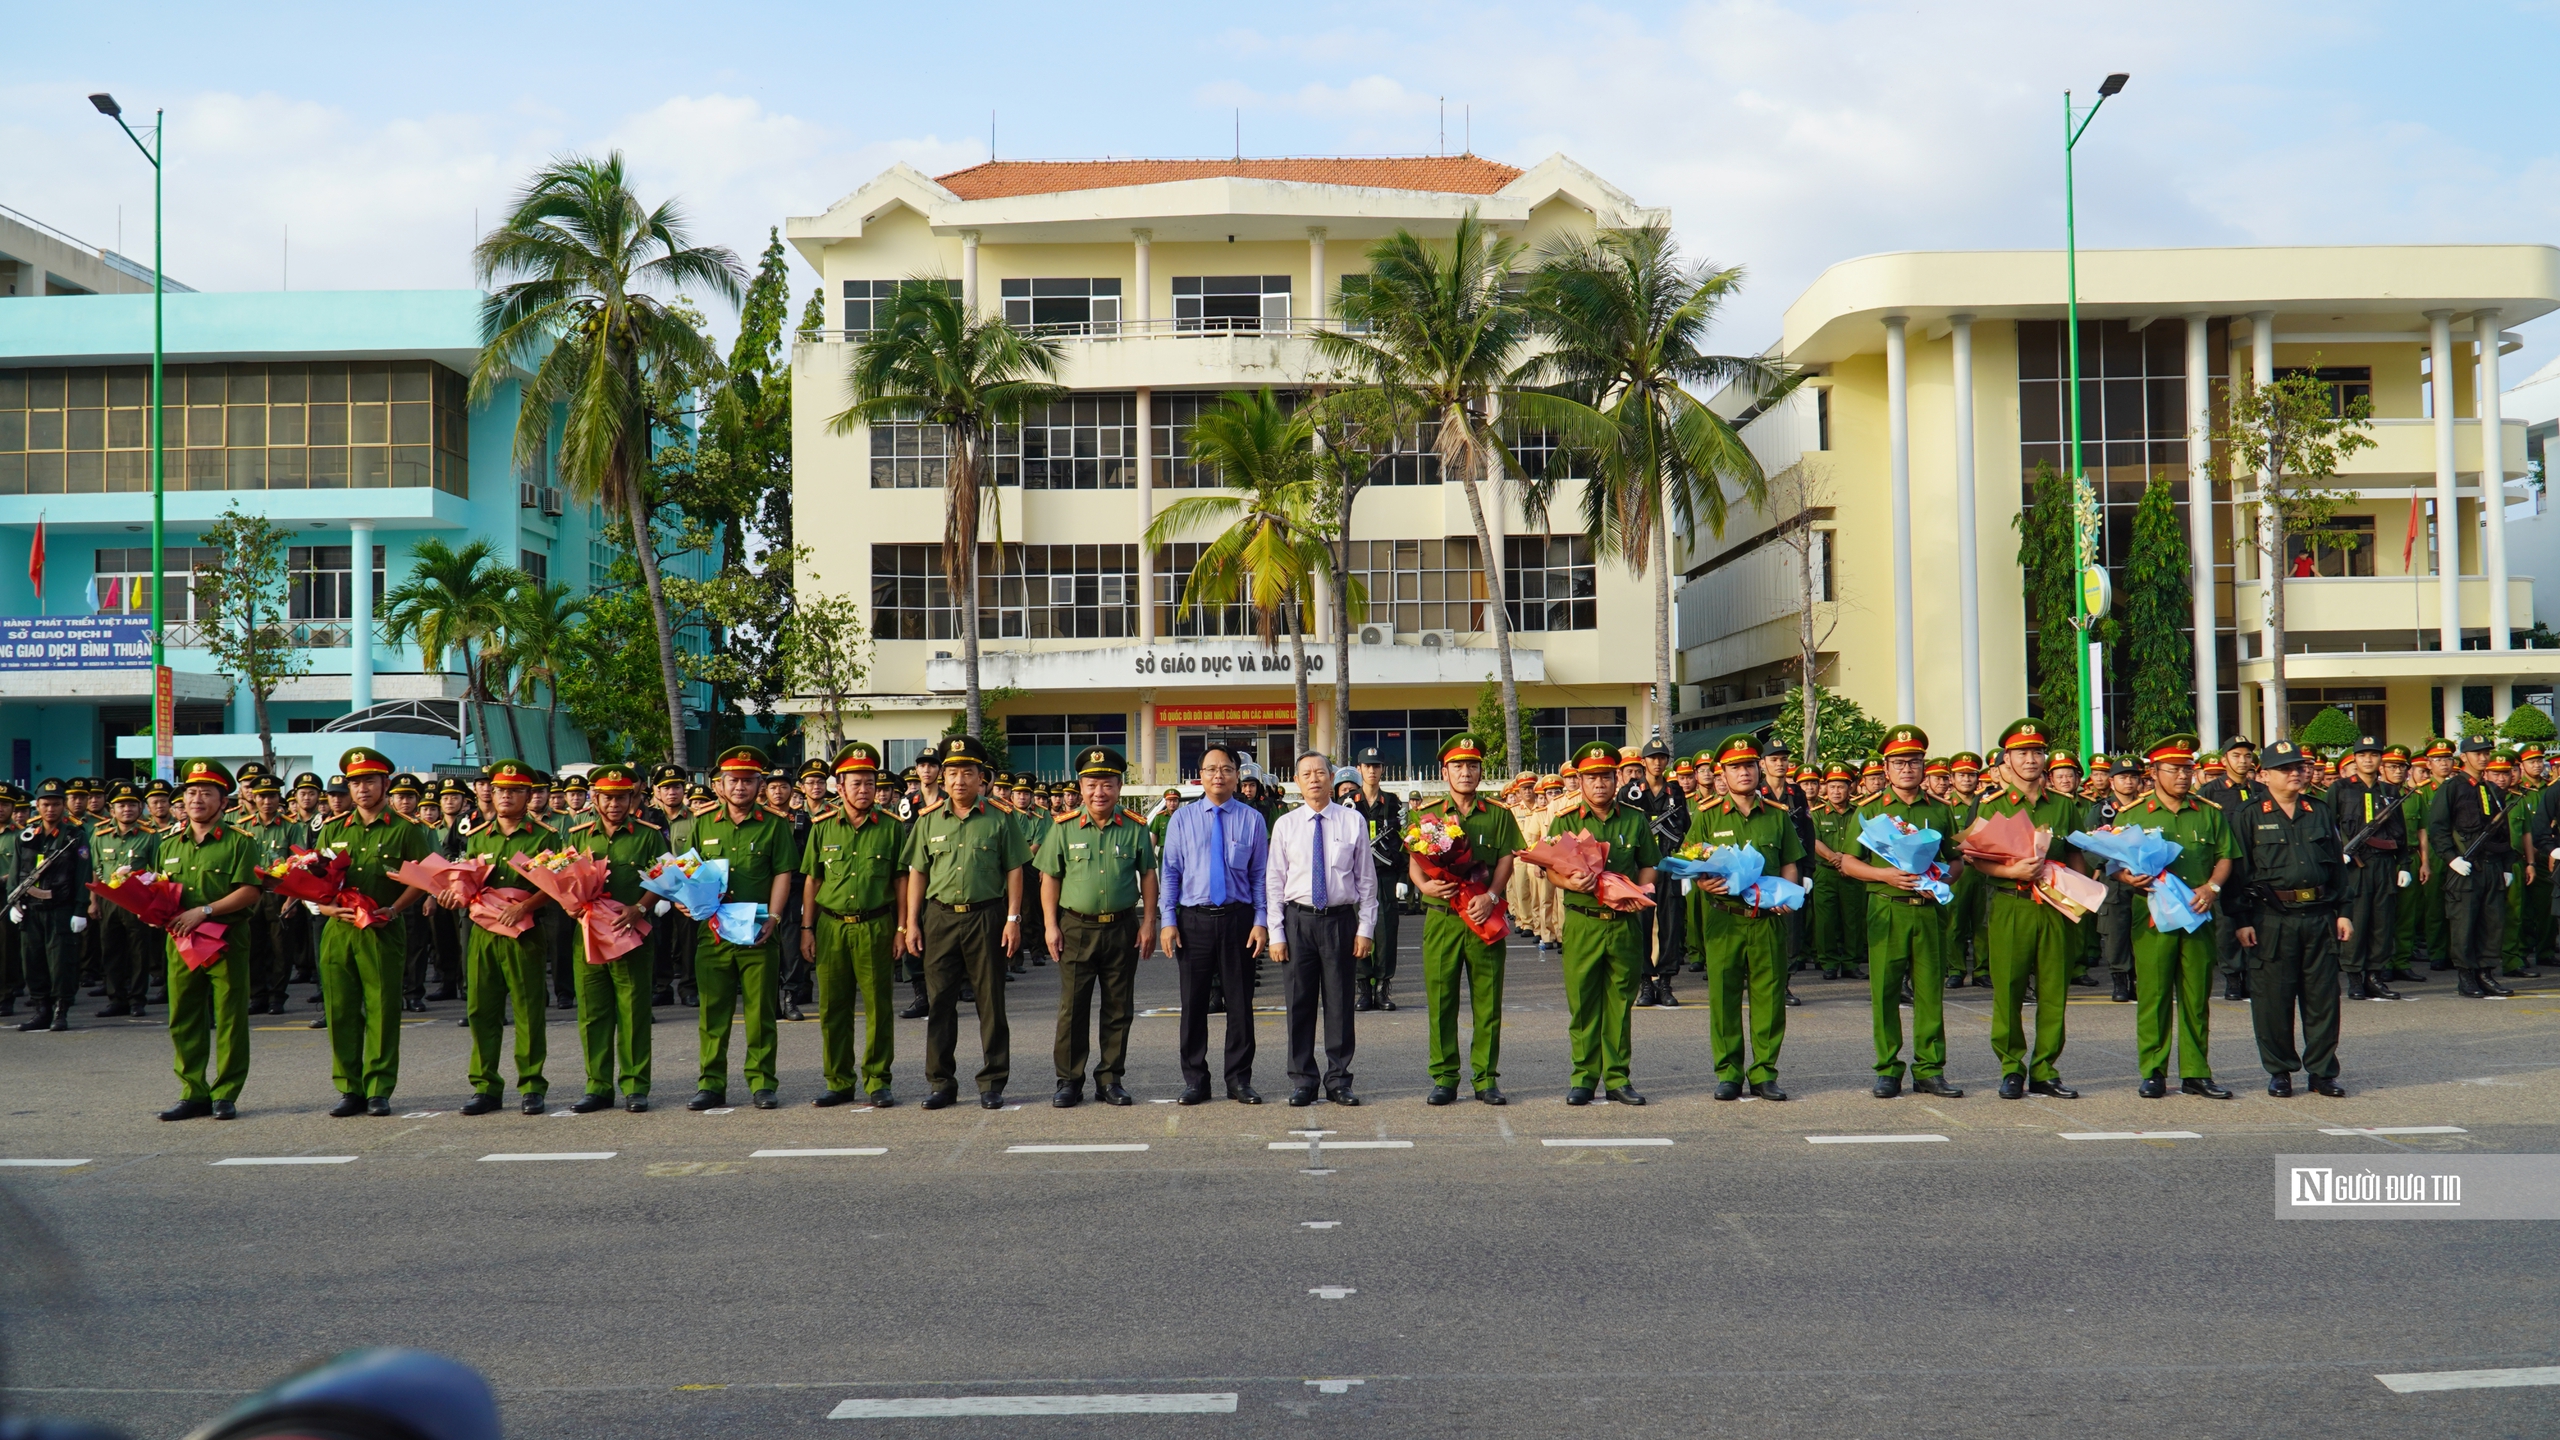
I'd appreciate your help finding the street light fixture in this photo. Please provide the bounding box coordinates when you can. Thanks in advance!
[90,91,170,781]
[2064,72,2127,758]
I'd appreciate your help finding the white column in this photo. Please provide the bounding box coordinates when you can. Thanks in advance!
[1131,229,1151,325]
[1949,314,1981,751]
[961,230,980,318]
[2430,310,2461,656]
[2479,308,2511,650]
[1140,692,1156,787]
[2250,311,2276,735]
[1306,228,1326,323]
[1136,387,1155,644]
[1885,315,1914,724]
[2185,313,2219,749]
[348,519,374,715]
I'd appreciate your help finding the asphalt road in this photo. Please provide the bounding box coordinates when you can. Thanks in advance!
[1,926,2556,1440]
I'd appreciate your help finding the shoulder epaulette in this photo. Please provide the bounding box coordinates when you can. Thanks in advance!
[918,798,948,816]
[2261,799,2274,813]
[568,819,596,835]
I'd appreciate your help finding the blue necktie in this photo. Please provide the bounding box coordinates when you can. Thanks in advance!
[1311,810,1327,909]
[1208,805,1229,906]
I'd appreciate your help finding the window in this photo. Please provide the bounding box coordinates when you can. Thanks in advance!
[1503,535,1597,631]
[1344,538,1485,632]
[1000,278,1121,335]
[1152,391,1239,489]
[1153,542,1300,638]
[91,546,217,642]
[842,278,961,333]
[2286,513,2377,578]
[0,361,468,498]
[1815,387,1832,451]
[1366,416,1442,486]
[868,413,954,489]
[1336,273,1371,333]
[1005,713,1131,782]
[994,393,1136,489]
[2277,366,2373,419]
[2287,686,2384,739]
[1529,707,1626,773]
[1347,709,1469,775]
[287,545,387,647]
[519,550,548,586]
[884,738,935,771]
[1173,275,1291,333]
[871,544,1140,641]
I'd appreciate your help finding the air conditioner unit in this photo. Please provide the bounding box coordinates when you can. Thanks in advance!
[1355,624,1391,646]
[1417,629,1458,649]
[518,481,538,509]
[538,487,565,517]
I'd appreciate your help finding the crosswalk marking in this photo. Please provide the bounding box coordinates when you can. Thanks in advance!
[2061,1131,2203,1141]
[2322,1126,2467,1136]
[0,1159,90,1167]
[2375,1365,2560,1393]
[1267,1140,1412,1150]
[827,1393,1238,1418]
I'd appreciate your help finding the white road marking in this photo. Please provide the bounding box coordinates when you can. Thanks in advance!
[400,1111,445,1119]
[1805,1134,1949,1145]
[2375,1365,2560,1393]
[1268,1140,1411,1150]
[1308,1286,1356,1300]
[212,1156,357,1166]
[1004,1143,1149,1154]
[828,1393,1237,1418]
[1300,1221,1340,1229]
[750,1148,887,1158]
[2323,1126,2468,1136]
[0,1159,89,1167]
[702,1108,737,1116]
[2060,1131,2203,1141]
[477,1152,616,1162]
[549,1109,577,1118]
[1307,1379,1364,1394]
[1542,1138,1673,1147]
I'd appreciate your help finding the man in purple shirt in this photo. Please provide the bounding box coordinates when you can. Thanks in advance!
[1157,743,1271,1104]
[1268,751,1378,1106]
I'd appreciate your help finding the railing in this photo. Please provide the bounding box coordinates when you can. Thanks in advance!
[804,316,1367,345]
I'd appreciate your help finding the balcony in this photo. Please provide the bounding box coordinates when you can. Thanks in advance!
[801,317,1373,394]
[2234,574,2534,635]
[2323,417,2529,487]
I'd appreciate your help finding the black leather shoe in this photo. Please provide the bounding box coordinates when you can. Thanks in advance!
[811,1089,856,1108]
[1229,1084,1264,1105]
[2308,1076,2346,1097]
[1753,1082,1790,1101]
[2028,1079,2078,1099]
[366,1096,391,1117]
[1566,1086,1596,1106]
[1784,989,1801,1007]
[48,1011,68,1032]
[753,1090,779,1110]
[2137,1074,2167,1099]
[1997,1073,2025,1100]
[1427,1084,1457,1106]
[1475,1086,1507,1105]
[1207,996,1226,1015]
[782,1001,807,1022]
[1325,1087,1362,1106]
[2224,977,2247,1001]
[2111,974,2134,1002]
[1053,1083,1081,1108]
[210,1099,236,1120]
[1374,984,1396,1012]
[897,995,929,1019]
[159,1098,212,1122]
[521,1092,547,1115]
[626,1096,650,1113]
[1873,1075,1902,1099]
[1655,985,1682,1008]
[15,1007,51,1032]
[461,1092,502,1116]
[686,1090,726,1111]
[922,1090,957,1111]
[2366,977,2401,1001]
[97,1001,131,1018]
[958,985,976,1003]
[1913,1075,1964,1098]
[2389,967,2424,983]
[1099,1083,1133,1106]
[428,986,458,1002]
[571,1092,613,1114]
[2430,958,2453,971]
[2181,1077,2233,1099]
[867,1089,895,1108]
[2483,975,2518,998]
[1707,1080,1739,1101]
[1605,1086,1648,1105]
[1354,984,1375,1013]
[2267,1073,2294,1097]
[1177,1086,1211,1106]
[328,1092,367,1119]
[1634,981,1658,1009]
[1288,1087,1317,1107]
[978,1089,1005,1110]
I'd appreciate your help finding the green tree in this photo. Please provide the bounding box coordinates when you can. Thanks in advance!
[1772,682,1886,768]
[2120,475,2196,748]
[2457,711,2498,743]
[555,577,676,761]
[2015,461,2081,754]
[1144,390,1358,745]
[829,281,1065,741]
[190,504,308,775]
[471,152,744,764]
[797,284,828,342]
[1307,386,1403,750]
[2499,703,2557,743]
[940,686,1024,774]
[1468,676,1510,777]
[494,578,590,770]
[1527,225,1791,733]
[2295,705,2360,751]
[783,581,871,756]
[2217,368,2378,731]
[379,537,526,764]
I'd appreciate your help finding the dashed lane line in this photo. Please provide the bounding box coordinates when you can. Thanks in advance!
[826,1393,1238,1418]
[1266,1140,1412,1150]
[1805,1134,1949,1145]
[477,1151,616,1162]
[2375,1365,2560,1393]
[0,1159,90,1168]
[750,1148,887,1158]
[2323,1126,2467,1136]
[211,1156,357,1166]
[2060,1131,2204,1141]
[1542,1138,1673,1147]
[1004,1144,1149,1154]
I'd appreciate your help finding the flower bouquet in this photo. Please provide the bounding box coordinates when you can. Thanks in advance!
[388,854,492,908]
[641,850,729,922]
[1959,811,2105,920]
[1857,813,1955,904]
[713,901,770,945]
[87,868,230,970]
[1403,811,1508,944]
[2067,825,2211,933]
[262,847,384,928]
[1518,831,1654,912]
[1668,841,1806,912]
[511,848,650,961]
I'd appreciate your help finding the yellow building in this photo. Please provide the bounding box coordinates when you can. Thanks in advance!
[785,154,1671,782]
[1679,245,2560,754]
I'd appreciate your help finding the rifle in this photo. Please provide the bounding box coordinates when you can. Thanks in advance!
[2339,787,2414,863]
[6,829,79,914]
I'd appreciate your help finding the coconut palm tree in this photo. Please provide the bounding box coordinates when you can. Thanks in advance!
[380,537,525,763]
[470,152,744,765]
[1313,210,1607,767]
[1527,225,1793,737]
[495,578,590,770]
[1144,390,1359,745]
[828,281,1065,740]
[1307,388,1404,754]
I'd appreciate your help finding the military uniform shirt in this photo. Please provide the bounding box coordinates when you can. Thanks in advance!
[2426,773,2514,866]
[154,821,265,951]
[1684,795,1808,884]
[2328,777,2407,863]
[690,806,798,906]
[2117,792,2240,890]
[1544,799,1661,914]
[2233,793,2344,923]
[462,817,559,892]
[90,822,159,882]
[239,817,308,872]
[1972,784,2086,865]
[1408,793,1524,912]
[318,809,437,906]
[567,815,664,906]
[1851,792,1954,897]
[1032,808,1157,916]
[905,799,1031,905]
[801,805,907,916]
[13,819,92,909]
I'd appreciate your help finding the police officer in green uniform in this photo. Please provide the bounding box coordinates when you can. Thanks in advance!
[565,764,661,1112]
[449,760,556,1115]
[1837,725,1964,1099]
[2232,739,2351,1096]
[89,781,159,1018]
[689,745,800,1110]
[2113,734,2240,1098]
[1407,735,1521,1106]
[1035,746,1157,1108]
[1685,736,1804,1101]
[2427,735,2517,999]
[901,736,1028,1110]
[799,742,909,1108]
[1805,762,1861,979]
[151,760,268,1120]
[315,747,436,1117]
[1970,719,2088,1100]
[1009,773,1052,974]
[1546,740,1661,1106]
[238,776,306,1016]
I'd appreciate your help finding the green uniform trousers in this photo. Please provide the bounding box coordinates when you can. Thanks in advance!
[319,916,406,1099]
[1809,870,1859,972]
[1985,890,2075,1083]
[2442,870,2506,972]
[465,926,549,1097]
[695,931,780,1095]
[1698,903,1787,1085]
[2394,864,2429,965]
[1560,906,1642,1090]
[2339,860,2400,976]
[1950,870,1987,979]
[2131,921,2215,1079]
[1421,906,1504,1089]
[574,939,652,1098]
[919,901,1009,1096]
[2248,909,2340,1079]
[1866,894,1949,1079]
[2503,867,2548,973]
[2097,877,2135,979]
[166,942,250,1103]
[1053,912,1137,1088]
[815,911,897,1095]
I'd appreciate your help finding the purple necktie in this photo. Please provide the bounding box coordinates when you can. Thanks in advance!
[1311,810,1327,909]
[1209,806,1229,906]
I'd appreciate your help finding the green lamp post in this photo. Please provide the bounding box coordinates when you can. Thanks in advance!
[90,92,169,780]
[2064,71,2127,757]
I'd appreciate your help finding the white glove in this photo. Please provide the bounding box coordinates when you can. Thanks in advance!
[69,915,87,935]
[6,906,19,924]
[2451,857,2473,877]
[305,901,323,916]
[2504,869,2514,889]
[653,899,672,916]
[2398,870,2412,889]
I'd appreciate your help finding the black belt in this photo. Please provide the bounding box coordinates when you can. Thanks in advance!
[821,903,896,925]
[1063,907,1135,925]
[2257,886,2332,910]
[927,898,1002,914]
[1564,902,1639,920]
[1285,901,1355,917]
[1179,901,1255,913]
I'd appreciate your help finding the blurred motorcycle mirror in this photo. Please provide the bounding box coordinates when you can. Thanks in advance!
[181,1350,498,1440]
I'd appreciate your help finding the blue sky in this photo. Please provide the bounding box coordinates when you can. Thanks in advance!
[11,0,2560,372]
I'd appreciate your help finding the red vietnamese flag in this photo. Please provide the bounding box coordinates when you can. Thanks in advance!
[26,512,43,605]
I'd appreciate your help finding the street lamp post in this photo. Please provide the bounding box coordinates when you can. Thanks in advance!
[2064,72,2127,759]
[90,93,169,781]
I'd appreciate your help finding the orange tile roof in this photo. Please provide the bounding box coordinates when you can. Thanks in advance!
[933,156,1523,201]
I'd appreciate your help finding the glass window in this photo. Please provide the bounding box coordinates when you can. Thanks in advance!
[867,413,954,489]
[1153,541,1300,638]
[286,545,387,646]
[1004,713,1131,782]
[842,278,962,333]
[993,393,1136,489]
[1502,535,1597,631]
[89,545,218,644]
[1346,709,1470,775]
[1344,537,1485,633]
[999,278,1122,335]
[871,543,1139,641]
[1171,275,1292,333]
[2287,513,2377,578]
[1528,707,1626,773]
